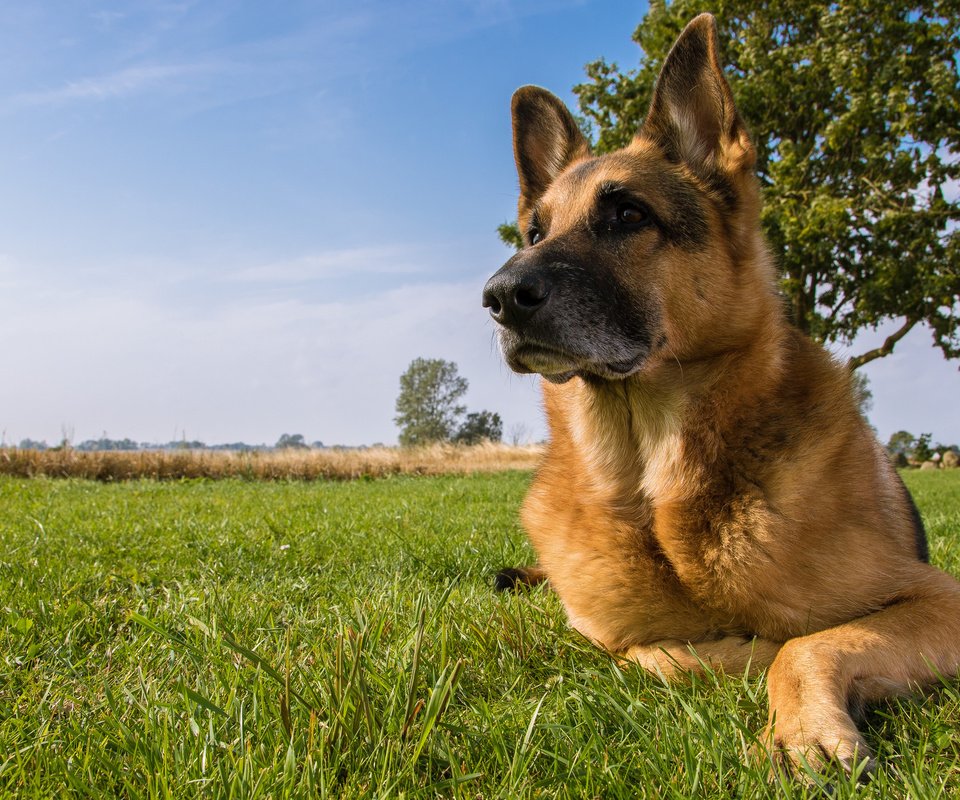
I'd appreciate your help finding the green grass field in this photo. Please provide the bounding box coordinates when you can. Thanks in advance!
[1,471,959,798]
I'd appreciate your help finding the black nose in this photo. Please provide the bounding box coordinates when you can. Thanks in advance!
[482,268,552,327]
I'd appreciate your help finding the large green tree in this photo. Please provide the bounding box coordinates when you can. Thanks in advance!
[394,358,469,447]
[502,0,960,369]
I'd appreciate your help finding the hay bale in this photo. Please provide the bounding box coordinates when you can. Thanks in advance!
[920,460,939,471]
[942,450,959,469]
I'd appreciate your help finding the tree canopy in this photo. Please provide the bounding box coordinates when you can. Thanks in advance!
[502,0,960,369]
[394,358,469,447]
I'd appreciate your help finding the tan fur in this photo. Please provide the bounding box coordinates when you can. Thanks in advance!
[490,13,960,777]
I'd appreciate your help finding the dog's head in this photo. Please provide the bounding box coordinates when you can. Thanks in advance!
[483,13,773,384]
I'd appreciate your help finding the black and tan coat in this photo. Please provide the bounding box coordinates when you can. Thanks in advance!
[483,13,960,775]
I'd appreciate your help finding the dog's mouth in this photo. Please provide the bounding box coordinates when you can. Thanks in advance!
[504,340,646,384]
[506,343,576,376]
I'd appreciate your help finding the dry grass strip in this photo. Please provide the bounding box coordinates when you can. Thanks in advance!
[0,442,543,482]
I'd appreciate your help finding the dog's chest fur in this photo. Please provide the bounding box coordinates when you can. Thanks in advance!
[521,375,747,650]
[521,353,906,652]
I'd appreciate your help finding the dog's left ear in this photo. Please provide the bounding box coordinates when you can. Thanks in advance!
[641,13,754,174]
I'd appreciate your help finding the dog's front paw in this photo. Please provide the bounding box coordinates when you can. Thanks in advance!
[756,713,875,781]
[493,565,547,592]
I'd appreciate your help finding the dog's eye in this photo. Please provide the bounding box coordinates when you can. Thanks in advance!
[616,203,650,227]
[529,229,543,246]
[598,197,652,235]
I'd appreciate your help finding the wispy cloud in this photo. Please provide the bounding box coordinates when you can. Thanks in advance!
[90,10,127,32]
[0,269,541,446]
[11,62,216,107]
[3,0,584,117]
[233,245,430,283]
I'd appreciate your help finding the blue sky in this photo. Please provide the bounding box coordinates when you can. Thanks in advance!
[1,0,958,447]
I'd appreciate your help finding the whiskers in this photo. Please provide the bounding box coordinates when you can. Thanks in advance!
[668,344,685,384]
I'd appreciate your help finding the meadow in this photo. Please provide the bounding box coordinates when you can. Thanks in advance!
[0,442,543,482]
[1,469,959,798]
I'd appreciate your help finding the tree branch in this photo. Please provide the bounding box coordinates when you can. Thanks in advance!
[846,318,916,370]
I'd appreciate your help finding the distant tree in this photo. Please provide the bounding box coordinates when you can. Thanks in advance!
[170,439,206,450]
[508,422,531,446]
[394,358,468,447]
[889,451,910,469]
[275,433,308,450]
[76,437,139,452]
[851,371,873,418]
[58,425,74,450]
[502,0,960,370]
[914,433,935,463]
[17,438,49,451]
[886,430,916,458]
[454,411,503,445]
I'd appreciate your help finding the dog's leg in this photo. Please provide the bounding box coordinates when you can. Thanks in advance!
[623,636,783,679]
[762,565,960,776]
[494,564,548,592]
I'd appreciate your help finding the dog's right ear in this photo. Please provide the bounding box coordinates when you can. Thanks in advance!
[512,86,591,216]
[640,14,754,175]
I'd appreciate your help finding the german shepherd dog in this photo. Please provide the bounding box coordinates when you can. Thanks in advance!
[483,13,960,776]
